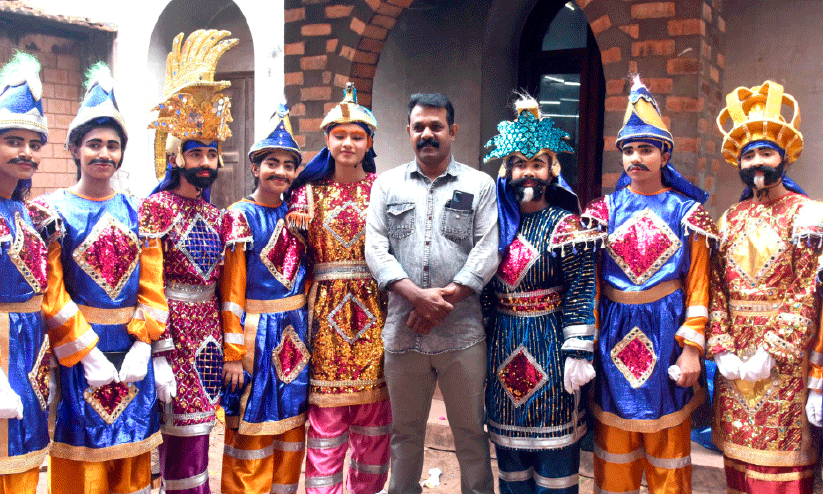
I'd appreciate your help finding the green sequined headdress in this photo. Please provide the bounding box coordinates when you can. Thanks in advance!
[483,96,573,164]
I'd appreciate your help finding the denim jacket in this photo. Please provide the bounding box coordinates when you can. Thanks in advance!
[365,157,500,354]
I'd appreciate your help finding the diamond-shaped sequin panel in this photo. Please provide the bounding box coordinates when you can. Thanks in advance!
[327,292,376,344]
[728,216,786,286]
[272,325,310,384]
[260,219,302,290]
[323,201,365,249]
[611,327,657,388]
[497,235,539,290]
[177,214,222,281]
[73,213,140,300]
[84,382,138,424]
[9,212,47,293]
[497,345,549,407]
[607,209,681,285]
[28,335,50,411]
[195,336,223,404]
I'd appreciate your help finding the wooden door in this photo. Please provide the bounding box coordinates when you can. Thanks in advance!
[211,71,254,209]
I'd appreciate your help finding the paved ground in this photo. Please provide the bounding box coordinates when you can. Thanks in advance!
[36,396,823,493]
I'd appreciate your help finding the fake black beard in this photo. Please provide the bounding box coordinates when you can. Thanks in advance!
[182,167,218,190]
[510,177,551,203]
[739,162,785,193]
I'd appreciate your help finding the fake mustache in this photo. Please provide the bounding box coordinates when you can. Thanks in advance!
[509,177,552,189]
[265,175,291,184]
[416,137,439,150]
[90,158,117,167]
[739,163,784,190]
[8,157,38,169]
[627,163,650,172]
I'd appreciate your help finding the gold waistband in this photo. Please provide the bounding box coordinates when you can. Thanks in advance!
[78,305,135,325]
[245,294,306,314]
[0,295,43,313]
[313,261,372,281]
[604,279,683,305]
[729,299,780,318]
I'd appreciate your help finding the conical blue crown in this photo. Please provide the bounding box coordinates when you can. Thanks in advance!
[66,62,126,148]
[616,80,673,152]
[0,52,48,142]
[248,102,301,164]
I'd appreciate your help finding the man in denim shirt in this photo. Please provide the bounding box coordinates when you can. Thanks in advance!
[366,94,499,494]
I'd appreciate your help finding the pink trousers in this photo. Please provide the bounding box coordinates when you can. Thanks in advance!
[305,400,392,494]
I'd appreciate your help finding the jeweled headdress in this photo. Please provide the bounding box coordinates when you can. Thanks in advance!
[616,75,673,152]
[66,62,126,148]
[716,80,802,166]
[148,29,238,179]
[248,99,301,164]
[484,95,574,166]
[320,82,377,133]
[0,51,47,142]
[486,95,580,253]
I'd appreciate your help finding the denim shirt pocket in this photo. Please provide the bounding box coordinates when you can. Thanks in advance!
[441,207,473,243]
[387,202,416,239]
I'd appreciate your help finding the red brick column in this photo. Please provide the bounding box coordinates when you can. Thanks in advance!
[578,0,725,210]
[284,0,410,160]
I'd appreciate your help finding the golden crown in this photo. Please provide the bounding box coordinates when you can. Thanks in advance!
[716,80,802,166]
[149,29,238,179]
[320,82,377,132]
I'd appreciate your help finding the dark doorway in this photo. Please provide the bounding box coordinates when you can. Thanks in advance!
[211,71,254,209]
[519,0,605,207]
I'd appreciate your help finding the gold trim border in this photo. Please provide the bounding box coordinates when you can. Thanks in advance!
[245,295,306,314]
[592,386,705,433]
[237,413,307,436]
[309,387,388,407]
[0,445,49,475]
[603,279,682,305]
[50,431,162,462]
[77,304,134,325]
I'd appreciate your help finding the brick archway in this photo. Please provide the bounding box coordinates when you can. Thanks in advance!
[285,0,725,207]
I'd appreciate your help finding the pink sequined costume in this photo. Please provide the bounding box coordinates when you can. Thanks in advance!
[139,190,226,493]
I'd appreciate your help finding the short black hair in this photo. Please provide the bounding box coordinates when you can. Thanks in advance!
[68,120,128,180]
[408,93,454,126]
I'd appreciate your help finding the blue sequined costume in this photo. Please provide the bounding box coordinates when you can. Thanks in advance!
[221,199,309,433]
[485,206,600,492]
[0,198,49,475]
[36,190,162,460]
[584,187,715,428]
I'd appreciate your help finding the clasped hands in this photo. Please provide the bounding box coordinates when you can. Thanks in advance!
[405,283,466,335]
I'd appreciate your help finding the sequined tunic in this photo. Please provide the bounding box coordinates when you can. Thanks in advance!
[34,190,167,460]
[583,187,716,431]
[485,206,600,451]
[708,193,823,467]
[140,190,224,435]
[288,174,388,406]
[0,197,49,475]
[220,199,309,434]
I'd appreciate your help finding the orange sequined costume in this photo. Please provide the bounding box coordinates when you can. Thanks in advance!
[708,193,823,467]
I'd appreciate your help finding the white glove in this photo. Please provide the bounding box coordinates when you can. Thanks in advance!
[714,351,743,381]
[118,341,152,383]
[806,393,822,428]
[740,348,774,382]
[153,356,177,403]
[564,357,596,394]
[0,368,23,419]
[80,347,119,387]
[668,365,682,382]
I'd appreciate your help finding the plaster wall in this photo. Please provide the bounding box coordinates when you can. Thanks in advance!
[29,0,284,195]
[720,0,823,210]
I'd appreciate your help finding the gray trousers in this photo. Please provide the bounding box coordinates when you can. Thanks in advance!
[384,341,493,494]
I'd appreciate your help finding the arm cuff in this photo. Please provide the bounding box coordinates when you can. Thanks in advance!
[453,269,484,294]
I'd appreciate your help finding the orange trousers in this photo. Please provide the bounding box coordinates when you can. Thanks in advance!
[594,419,692,494]
[48,453,151,494]
[221,425,306,494]
[0,468,40,494]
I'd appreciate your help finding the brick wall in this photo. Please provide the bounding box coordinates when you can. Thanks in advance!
[286,0,725,210]
[0,33,84,198]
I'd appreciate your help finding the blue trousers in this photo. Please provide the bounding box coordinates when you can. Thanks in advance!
[495,441,580,494]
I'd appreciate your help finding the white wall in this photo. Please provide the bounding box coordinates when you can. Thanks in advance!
[29,0,284,196]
